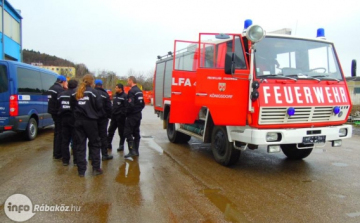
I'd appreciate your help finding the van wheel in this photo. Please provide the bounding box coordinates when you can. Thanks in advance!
[24,118,38,140]
[281,144,313,160]
[211,126,240,166]
[167,115,191,143]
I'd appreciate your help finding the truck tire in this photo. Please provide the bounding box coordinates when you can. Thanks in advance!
[281,144,313,160]
[211,126,240,166]
[24,117,38,141]
[166,115,191,143]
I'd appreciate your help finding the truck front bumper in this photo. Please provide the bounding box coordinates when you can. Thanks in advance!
[228,125,352,146]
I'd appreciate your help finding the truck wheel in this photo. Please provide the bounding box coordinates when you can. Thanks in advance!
[24,118,38,141]
[281,144,313,160]
[167,115,191,143]
[211,126,240,166]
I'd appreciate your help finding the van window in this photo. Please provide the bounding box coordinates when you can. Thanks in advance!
[40,72,57,93]
[0,65,8,93]
[17,68,42,94]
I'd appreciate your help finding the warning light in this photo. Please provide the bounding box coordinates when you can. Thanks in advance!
[317,28,325,39]
[333,106,340,115]
[244,19,253,29]
[287,107,295,116]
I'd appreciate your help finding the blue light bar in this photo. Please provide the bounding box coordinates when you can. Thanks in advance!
[244,19,253,29]
[287,107,295,116]
[333,106,341,115]
[317,28,325,38]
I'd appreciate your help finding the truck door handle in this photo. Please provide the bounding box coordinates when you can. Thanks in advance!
[172,92,182,95]
[196,93,208,96]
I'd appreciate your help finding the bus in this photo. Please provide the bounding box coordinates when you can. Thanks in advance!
[0,60,59,140]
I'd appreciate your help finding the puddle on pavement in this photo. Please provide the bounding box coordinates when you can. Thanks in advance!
[36,146,49,152]
[199,189,249,223]
[302,179,316,183]
[80,202,110,222]
[346,212,360,218]
[115,159,140,186]
[332,162,349,167]
[331,194,346,199]
[141,137,163,154]
[142,135,153,139]
[313,149,327,154]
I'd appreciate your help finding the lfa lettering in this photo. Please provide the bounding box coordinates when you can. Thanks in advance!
[172,78,196,87]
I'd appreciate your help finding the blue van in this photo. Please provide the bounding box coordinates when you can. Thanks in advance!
[0,60,59,140]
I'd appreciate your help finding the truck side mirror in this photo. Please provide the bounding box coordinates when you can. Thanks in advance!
[225,52,235,75]
[351,59,357,77]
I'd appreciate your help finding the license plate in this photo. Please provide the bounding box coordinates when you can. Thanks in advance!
[302,135,326,144]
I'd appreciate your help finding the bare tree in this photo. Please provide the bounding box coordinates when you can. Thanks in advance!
[76,64,89,78]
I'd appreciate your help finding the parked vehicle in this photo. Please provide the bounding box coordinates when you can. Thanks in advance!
[154,20,355,166]
[0,60,58,140]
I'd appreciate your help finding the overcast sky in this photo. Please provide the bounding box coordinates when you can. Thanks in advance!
[9,0,360,77]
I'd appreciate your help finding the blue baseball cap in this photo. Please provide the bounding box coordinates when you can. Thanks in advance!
[95,79,103,85]
[57,75,67,82]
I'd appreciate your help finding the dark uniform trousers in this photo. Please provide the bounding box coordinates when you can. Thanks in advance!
[52,114,62,158]
[107,115,126,149]
[74,118,101,174]
[98,117,109,156]
[61,115,75,164]
[124,112,142,144]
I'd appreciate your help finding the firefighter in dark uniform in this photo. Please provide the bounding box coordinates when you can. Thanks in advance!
[70,74,103,177]
[47,75,67,160]
[124,76,145,158]
[107,83,127,152]
[57,79,78,166]
[94,79,113,160]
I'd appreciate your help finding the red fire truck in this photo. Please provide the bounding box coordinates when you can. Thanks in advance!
[153,20,356,166]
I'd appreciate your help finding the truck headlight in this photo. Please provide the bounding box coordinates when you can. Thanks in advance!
[266,132,279,142]
[339,128,347,137]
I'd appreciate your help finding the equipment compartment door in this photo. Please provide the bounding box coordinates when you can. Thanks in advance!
[169,40,201,124]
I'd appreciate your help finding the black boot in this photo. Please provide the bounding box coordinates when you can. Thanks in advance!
[102,154,113,161]
[124,141,137,158]
[117,144,124,152]
[133,141,140,156]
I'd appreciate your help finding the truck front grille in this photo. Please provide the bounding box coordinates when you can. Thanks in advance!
[259,106,333,125]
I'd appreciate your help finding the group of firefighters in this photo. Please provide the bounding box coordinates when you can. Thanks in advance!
[47,74,145,177]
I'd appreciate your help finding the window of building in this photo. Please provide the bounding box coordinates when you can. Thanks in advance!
[354,87,360,94]
[2,9,20,44]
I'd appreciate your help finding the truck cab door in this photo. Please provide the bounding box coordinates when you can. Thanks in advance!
[195,34,250,126]
[170,40,201,124]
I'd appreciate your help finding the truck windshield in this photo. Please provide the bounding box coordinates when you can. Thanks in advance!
[0,65,8,93]
[254,37,343,81]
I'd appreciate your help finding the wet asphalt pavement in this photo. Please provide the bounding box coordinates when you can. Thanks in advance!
[1,106,360,223]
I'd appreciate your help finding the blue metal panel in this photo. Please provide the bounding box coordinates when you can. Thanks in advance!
[4,35,20,61]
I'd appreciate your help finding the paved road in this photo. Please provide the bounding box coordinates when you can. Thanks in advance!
[1,106,360,222]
